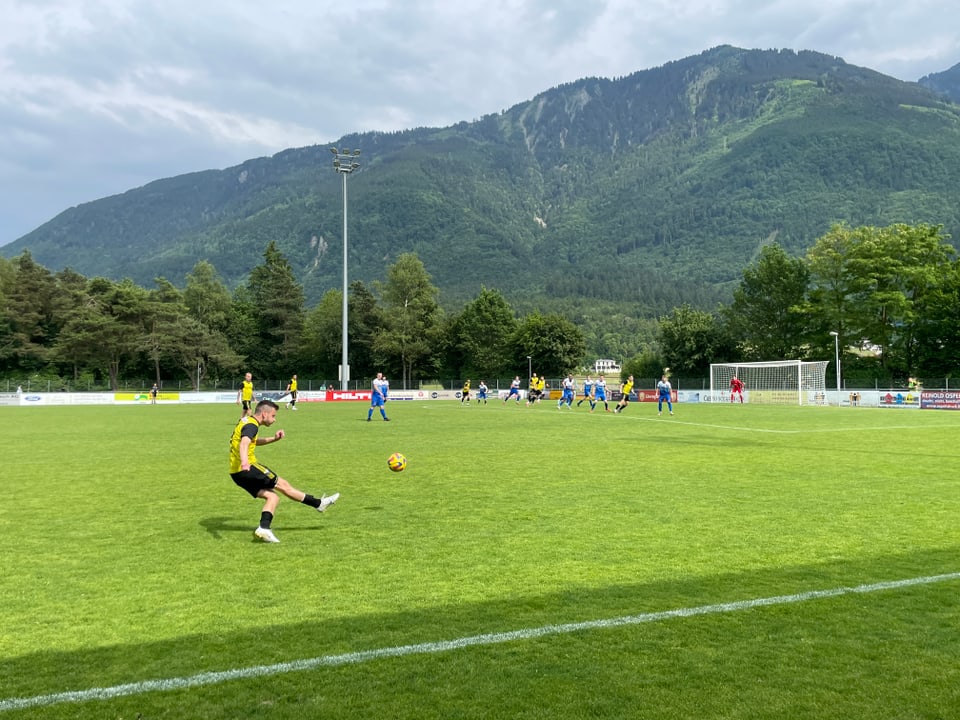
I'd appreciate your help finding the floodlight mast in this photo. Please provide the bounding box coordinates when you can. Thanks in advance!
[829,331,840,405]
[331,147,360,391]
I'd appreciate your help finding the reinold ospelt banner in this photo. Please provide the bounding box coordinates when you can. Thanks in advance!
[920,390,960,410]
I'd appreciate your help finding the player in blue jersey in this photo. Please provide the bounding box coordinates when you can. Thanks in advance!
[504,376,521,403]
[367,372,391,422]
[576,375,594,407]
[477,381,489,404]
[558,374,576,409]
[591,374,610,413]
[657,374,674,416]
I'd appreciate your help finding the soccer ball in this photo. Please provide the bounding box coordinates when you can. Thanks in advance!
[387,452,407,472]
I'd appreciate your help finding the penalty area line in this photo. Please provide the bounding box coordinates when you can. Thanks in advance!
[3,571,959,712]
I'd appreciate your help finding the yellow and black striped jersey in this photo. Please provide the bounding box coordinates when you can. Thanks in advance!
[229,416,261,473]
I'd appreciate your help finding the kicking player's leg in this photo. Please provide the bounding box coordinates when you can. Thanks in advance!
[274,477,340,512]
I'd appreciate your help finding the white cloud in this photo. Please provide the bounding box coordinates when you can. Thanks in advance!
[0,0,958,244]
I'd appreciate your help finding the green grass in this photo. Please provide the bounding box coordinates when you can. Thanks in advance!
[3,400,960,718]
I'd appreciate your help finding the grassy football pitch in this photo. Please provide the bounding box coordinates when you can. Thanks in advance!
[3,399,959,718]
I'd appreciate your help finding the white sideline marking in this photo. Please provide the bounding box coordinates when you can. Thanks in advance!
[2,571,958,712]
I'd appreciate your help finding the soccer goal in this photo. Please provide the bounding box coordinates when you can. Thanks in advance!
[709,360,829,405]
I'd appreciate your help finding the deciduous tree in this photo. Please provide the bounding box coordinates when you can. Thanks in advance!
[444,287,517,379]
[509,311,586,378]
[725,243,809,360]
[373,253,442,388]
[658,304,734,376]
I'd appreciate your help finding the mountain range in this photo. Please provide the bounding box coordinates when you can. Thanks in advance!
[5,45,960,314]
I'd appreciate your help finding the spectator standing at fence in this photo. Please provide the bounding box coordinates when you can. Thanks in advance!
[150,383,159,404]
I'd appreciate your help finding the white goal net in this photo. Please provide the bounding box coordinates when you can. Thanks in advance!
[709,360,829,405]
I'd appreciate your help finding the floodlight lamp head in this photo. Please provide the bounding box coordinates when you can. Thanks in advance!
[829,331,839,337]
[353,149,361,156]
[351,162,360,170]
[329,147,339,155]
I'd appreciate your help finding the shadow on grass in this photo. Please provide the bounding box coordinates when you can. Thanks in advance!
[199,516,251,539]
[3,545,959,707]
[199,516,336,541]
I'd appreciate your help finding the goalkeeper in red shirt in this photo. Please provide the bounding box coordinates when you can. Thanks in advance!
[730,375,744,403]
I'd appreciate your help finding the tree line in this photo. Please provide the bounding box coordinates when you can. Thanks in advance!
[1,222,955,392]
[0,242,585,391]
[647,222,957,386]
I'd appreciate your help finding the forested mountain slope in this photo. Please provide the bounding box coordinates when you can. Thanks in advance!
[6,45,960,312]
[919,61,960,103]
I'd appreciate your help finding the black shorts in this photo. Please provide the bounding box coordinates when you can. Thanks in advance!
[231,464,278,498]
[241,400,252,411]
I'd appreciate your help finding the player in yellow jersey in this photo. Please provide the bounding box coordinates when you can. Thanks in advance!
[237,372,255,419]
[229,399,339,543]
[526,373,539,406]
[614,374,635,413]
[461,379,471,404]
[285,374,299,410]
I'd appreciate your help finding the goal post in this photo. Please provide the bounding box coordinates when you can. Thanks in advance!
[709,360,829,405]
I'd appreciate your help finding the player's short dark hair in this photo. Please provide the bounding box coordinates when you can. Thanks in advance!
[256,399,279,413]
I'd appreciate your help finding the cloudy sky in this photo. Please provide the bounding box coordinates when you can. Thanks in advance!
[1,0,957,245]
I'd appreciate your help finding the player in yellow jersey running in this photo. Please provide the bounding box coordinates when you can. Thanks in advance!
[526,373,540,406]
[229,399,339,543]
[614,375,634,413]
[237,372,255,419]
[285,374,299,410]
